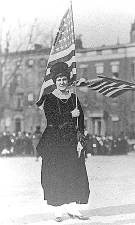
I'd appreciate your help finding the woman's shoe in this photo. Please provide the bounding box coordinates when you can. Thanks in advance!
[54,205,64,222]
[68,213,75,219]
[68,213,89,220]
[75,215,90,220]
[55,217,63,222]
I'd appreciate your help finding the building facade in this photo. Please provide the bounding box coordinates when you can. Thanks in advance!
[0,47,50,133]
[0,22,135,137]
[77,43,135,137]
[76,21,135,137]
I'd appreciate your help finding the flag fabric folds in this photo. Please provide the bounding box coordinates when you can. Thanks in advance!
[37,3,76,108]
[76,76,135,98]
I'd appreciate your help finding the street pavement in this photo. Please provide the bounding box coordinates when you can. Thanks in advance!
[1,153,135,224]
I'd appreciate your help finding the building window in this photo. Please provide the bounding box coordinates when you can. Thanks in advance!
[17,98,21,109]
[95,63,104,75]
[15,93,24,110]
[110,61,119,78]
[15,118,21,133]
[79,64,88,78]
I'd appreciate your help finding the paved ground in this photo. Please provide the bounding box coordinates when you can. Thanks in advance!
[1,153,135,224]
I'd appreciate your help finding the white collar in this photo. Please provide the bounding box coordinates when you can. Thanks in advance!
[52,89,71,99]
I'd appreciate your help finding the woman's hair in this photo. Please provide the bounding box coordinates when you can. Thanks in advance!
[53,73,70,84]
[50,62,70,83]
[36,62,70,107]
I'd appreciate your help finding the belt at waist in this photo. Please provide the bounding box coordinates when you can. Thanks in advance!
[47,124,56,128]
[47,122,76,129]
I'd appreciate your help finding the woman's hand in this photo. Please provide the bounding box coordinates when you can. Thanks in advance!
[71,108,80,117]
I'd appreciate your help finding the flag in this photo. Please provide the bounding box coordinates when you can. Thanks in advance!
[37,3,76,108]
[76,76,135,98]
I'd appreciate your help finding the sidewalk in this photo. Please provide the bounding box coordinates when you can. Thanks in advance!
[1,155,135,224]
[1,199,91,225]
[2,200,135,225]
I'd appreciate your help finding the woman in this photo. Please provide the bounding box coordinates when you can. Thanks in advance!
[36,62,90,222]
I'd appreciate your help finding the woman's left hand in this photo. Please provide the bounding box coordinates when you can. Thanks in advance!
[71,108,80,117]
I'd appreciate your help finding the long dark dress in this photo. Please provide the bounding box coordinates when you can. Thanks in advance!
[37,92,90,206]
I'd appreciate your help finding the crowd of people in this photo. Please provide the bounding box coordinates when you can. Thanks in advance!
[85,132,130,156]
[0,128,132,157]
[0,126,42,157]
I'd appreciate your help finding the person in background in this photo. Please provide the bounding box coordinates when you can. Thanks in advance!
[36,62,90,222]
[83,129,90,158]
[24,132,34,155]
[32,126,42,161]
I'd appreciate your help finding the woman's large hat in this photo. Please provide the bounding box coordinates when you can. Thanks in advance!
[50,62,70,81]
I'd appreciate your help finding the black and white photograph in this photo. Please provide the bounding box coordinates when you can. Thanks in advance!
[1,0,135,224]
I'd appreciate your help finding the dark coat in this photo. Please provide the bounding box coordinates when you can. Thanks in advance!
[37,93,90,206]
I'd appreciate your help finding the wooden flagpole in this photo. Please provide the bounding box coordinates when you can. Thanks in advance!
[70,1,78,128]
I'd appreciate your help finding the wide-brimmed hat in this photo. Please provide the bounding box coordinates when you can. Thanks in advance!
[50,62,70,82]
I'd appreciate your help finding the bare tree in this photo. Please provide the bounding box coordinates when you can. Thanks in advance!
[0,18,43,121]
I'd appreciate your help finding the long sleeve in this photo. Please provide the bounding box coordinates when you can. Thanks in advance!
[71,94,84,134]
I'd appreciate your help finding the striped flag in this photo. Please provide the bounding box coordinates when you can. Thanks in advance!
[37,3,76,107]
[76,76,135,98]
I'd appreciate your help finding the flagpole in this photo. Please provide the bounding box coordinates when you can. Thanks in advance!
[37,1,78,111]
[70,1,79,128]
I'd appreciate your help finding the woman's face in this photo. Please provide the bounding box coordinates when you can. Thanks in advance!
[55,76,68,91]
